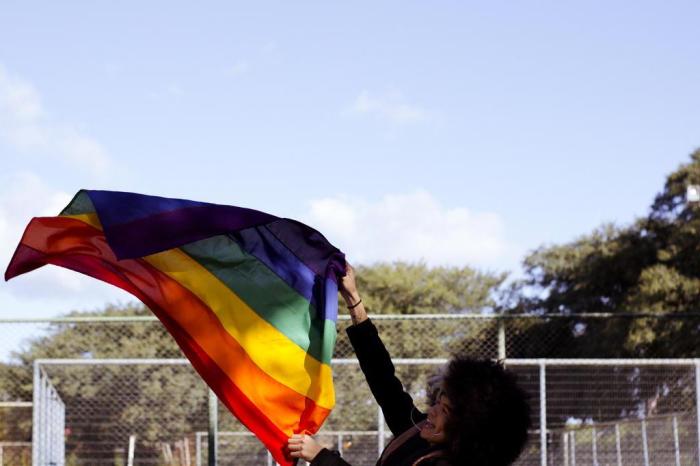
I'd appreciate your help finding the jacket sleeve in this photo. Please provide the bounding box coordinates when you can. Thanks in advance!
[346,319,426,436]
[310,448,352,466]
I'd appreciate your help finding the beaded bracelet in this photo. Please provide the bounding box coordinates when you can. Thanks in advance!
[347,298,362,309]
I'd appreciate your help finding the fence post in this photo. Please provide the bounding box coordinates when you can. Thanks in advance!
[195,433,202,466]
[672,416,680,466]
[539,360,547,466]
[614,423,622,466]
[184,437,191,466]
[127,435,136,466]
[696,360,700,466]
[208,389,218,466]
[591,426,598,466]
[32,361,40,466]
[378,406,385,457]
[571,431,576,466]
[641,419,649,466]
[562,432,568,466]
[497,319,506,360]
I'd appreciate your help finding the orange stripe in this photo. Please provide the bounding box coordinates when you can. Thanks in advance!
[18,216,330,436]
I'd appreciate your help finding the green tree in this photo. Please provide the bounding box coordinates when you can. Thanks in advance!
[354,261,505,315]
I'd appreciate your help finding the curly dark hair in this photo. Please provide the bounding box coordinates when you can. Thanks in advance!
[433,357,531,466]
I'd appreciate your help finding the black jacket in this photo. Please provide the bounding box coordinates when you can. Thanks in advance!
[311,319,451,466]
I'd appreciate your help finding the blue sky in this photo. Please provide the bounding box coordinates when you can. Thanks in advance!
[1,0,699,322]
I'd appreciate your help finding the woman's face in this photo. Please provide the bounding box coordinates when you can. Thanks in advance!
[419,392,451,444]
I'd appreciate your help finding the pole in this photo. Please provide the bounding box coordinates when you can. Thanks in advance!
[184,437,191,466]
[497,319,506,360]
[378,406,385,457]
[127,435,136,466]
[591,427,598,466]
[672,416,680,466]
[614,423,622,466]
[641,419,649,466]
[196,433,202,466]
[570,431,576,466]
[696,361,700,466]
[539,361,547,466]
[32,362,40,466]
[208,389,218,466]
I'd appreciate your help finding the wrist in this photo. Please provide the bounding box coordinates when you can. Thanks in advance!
[343,292,361,307]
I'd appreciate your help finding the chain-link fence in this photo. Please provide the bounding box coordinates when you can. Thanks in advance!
[1,314,699,465]
[24,358,700,466]
[555,412,698,466]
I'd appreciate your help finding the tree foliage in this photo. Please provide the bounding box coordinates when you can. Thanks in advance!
[509,150,700,359]
[354,261,505,314]
[504,150,700,425]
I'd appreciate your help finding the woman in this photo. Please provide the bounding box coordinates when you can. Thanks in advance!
[288,265,531,466]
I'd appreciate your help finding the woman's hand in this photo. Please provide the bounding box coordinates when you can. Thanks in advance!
[339,264,360,305]
[288,433,324,462]
[339,264,368,325]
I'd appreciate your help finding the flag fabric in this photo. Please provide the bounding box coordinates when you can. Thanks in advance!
[5,189,345,465]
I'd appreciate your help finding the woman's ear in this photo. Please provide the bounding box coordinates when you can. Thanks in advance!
[426,372,445,405]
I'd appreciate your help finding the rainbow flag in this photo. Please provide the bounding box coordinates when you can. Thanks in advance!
[5,190,345,465]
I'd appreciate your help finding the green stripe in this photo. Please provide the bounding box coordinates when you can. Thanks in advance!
[60,190,95,216]
[181,235,335,364]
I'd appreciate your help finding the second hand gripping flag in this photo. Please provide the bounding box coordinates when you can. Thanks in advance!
[4,190,346,465]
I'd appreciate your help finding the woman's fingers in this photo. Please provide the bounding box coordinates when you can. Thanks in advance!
[287,433,323,461]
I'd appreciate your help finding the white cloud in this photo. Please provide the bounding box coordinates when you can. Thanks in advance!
[350,90,427,124]
[0,65,111,174]
[261,40,278,54]
[225,61,250,77]
[148,83,185,100]
[303,191,512,269]
[0,172,131,303]
[166,83,184,96]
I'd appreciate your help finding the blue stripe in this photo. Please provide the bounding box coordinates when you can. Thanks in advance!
[231,225,336,320]
[323,276,339,322]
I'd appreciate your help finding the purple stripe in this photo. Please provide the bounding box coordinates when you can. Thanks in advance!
[266,219,345,283]
[87,190,217,225]
[86,191,277,260]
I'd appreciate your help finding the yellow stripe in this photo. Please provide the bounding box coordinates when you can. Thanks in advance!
[63,213,335,409]
[65,213,102,228]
